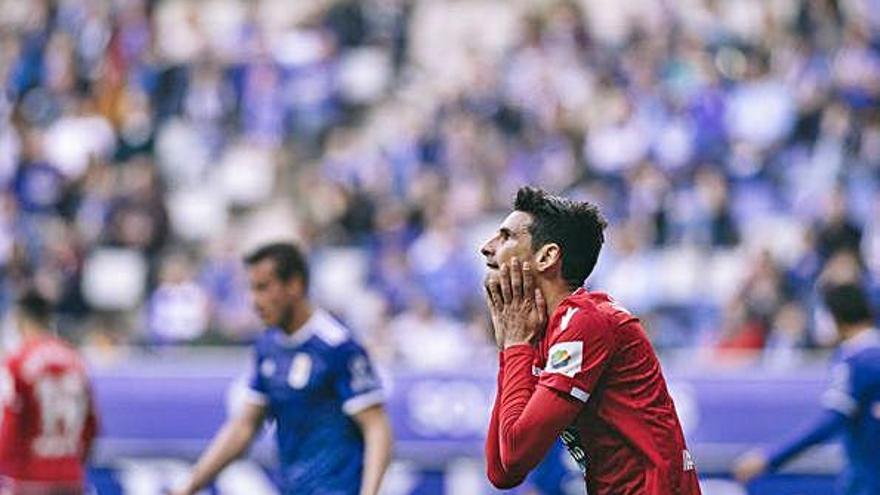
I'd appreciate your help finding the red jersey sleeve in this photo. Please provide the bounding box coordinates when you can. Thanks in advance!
[538,304,616,404]
[485,346,581,489]
[485,352,521,489]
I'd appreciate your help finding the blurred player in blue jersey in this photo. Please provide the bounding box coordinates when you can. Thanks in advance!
[733,282,880,495]
[172,242,393,495]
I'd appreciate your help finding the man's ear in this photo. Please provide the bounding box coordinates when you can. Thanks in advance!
[286,276,306,299]
[534,243,561,273]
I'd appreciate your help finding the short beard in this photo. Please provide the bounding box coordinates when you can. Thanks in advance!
[278,304,295,331]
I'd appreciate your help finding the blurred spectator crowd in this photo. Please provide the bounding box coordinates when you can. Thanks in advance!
[1,0,879,370]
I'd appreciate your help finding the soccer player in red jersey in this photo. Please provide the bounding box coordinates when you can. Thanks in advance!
[481,186,701,495]
[0,290,98,495]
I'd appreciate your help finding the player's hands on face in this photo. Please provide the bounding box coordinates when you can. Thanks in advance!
[484,257,547,349]
[732,449,768,484]
[484,271,506,349]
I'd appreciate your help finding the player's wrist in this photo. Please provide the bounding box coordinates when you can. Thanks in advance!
[178,482,196,495]
[502,340,533,350]
[179,474,203,495]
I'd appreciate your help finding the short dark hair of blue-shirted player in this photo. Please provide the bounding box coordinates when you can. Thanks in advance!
[823,283,873,325]
[244,242,310,289]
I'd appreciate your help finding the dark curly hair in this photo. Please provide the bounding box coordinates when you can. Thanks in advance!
[244,242,310,289]
[822,283,873,326]
[514,186,607,289]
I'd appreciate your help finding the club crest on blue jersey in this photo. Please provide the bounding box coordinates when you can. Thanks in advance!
[287,353,312,389]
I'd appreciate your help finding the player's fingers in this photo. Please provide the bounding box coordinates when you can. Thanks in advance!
[522,261,534,302]
[535,288,547,320]
[483,286,494,311]
[485,276,503,310]
[484,285,497,311]
[509,257,523,303]
[499,263,513,304]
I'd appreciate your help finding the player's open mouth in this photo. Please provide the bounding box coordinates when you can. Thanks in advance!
[486,262,499,269]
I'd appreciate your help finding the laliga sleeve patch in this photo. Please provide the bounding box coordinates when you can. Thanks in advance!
[821,363,857,416]
[545,341,583,378]
[349,355,379,393]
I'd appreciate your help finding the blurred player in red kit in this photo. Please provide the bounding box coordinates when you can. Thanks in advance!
[0,290,98,495]
[481,186,701,495]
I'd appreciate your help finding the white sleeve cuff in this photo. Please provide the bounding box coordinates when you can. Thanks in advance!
[570,386,590,402]
[243,387,268,405]
[342,390,385,416]
[822,390,858,416]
